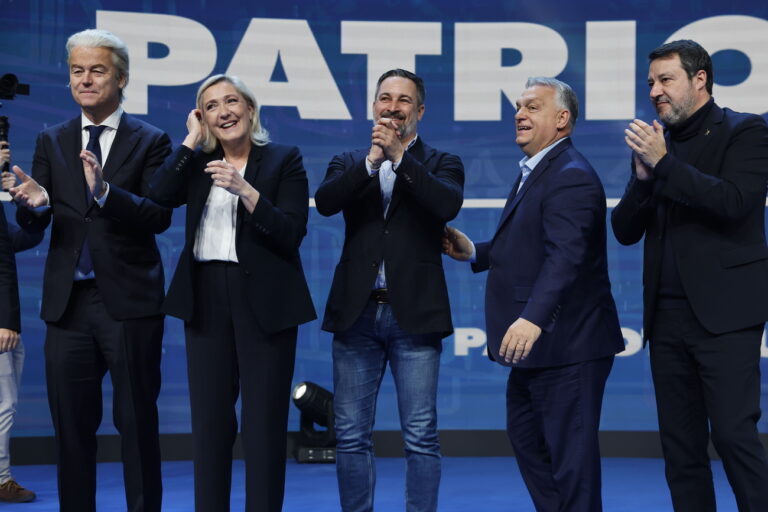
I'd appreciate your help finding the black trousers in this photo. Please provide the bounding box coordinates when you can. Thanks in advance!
[45,280,163,512]
[187,262,297,512]
[651,304,768,512]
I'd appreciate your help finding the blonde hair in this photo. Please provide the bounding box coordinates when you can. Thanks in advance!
[196,74,270,153]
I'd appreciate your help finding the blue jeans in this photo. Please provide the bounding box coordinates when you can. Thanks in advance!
[333,300,442,512]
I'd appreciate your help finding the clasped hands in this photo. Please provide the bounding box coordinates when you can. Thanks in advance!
[624,118,667,181]
[367,118,405,169]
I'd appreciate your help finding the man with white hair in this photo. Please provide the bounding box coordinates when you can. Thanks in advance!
[10,29,171,512]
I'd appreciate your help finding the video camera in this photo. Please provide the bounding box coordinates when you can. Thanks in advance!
[0,73,31,180]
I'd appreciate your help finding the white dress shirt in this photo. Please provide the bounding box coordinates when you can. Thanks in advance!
[193,160,247,263]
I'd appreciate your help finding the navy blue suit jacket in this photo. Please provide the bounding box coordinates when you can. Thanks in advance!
[472,138,624,368]
[17,113,172,322]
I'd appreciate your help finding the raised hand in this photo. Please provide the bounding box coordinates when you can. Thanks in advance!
[9,166,47,209]
[183,109,204,150]
[625,119,667,171]
[81,149,107,199]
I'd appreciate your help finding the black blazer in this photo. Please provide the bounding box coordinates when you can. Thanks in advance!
[0,207,20,332]
[148,143,316,334]
[17,113,172,322]
[472,139,624,368]
[612,103,768,338]
[315,138,464,337]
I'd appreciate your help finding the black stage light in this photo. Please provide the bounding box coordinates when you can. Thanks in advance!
[292,381,336,463]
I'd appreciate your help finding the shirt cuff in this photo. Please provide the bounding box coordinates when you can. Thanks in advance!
[94,183,110,208]
[365,157,379,176]
[653,153,673,179]
[30,187,51,215]
[469,241,477,263]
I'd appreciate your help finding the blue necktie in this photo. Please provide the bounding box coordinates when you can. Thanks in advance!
[76,125,106,276]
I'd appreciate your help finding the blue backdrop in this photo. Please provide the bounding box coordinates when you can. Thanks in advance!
[1,0,767,436]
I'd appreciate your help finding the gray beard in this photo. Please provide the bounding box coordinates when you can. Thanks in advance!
[658,93,697,127]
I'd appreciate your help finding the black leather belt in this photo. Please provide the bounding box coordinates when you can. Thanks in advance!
[371,288,389,304]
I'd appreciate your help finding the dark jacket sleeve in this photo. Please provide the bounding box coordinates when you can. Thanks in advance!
[147,144,194,208]
[98,130,173,234]
[471,241,491,273]
[0,207,20,332]
[16,131,53,234]
[522,167,604,332]
[244,146,310,254]
[651,115,768,221]
[7,222,44,253]
[611,159,655,246]
[393,150,464,221]
[314,152,376,217]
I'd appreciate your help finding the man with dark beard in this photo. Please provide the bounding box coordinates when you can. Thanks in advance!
[315,68,464,512]
[612,39,768,512]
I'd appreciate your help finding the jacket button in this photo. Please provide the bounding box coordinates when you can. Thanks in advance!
[371,262,378,268]
[84,217,92,223]
[384,229,389,235]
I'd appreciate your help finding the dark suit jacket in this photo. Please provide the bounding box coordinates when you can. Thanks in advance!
[7,222,44,253]
[17,113,172,322]
[473,138,624,368]
[315,138,464,337]
[0,207,20,332]
[612,103,768,339]
[148,143,316,334]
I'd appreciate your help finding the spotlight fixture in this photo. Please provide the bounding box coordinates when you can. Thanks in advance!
[292,381,336,463]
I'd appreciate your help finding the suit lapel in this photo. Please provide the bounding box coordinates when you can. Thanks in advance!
[494,138,572,235]
[688,104,725,175]
[103,113,140,182]
[57,117,88,212]
[385,138,430,223]
[237,144,263,232]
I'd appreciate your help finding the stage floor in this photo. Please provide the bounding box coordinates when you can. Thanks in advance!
[3,457,738,511]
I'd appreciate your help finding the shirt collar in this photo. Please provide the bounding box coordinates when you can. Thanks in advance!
[81,106,123,131]
[519,136,568,171]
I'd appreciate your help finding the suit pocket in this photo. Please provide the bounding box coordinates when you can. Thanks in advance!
[720,244,768,268]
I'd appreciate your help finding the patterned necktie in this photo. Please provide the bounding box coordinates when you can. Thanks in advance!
[77,125,107,276]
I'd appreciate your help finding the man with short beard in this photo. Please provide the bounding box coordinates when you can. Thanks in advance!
[315,68,464,512]
[613,39,768,512]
